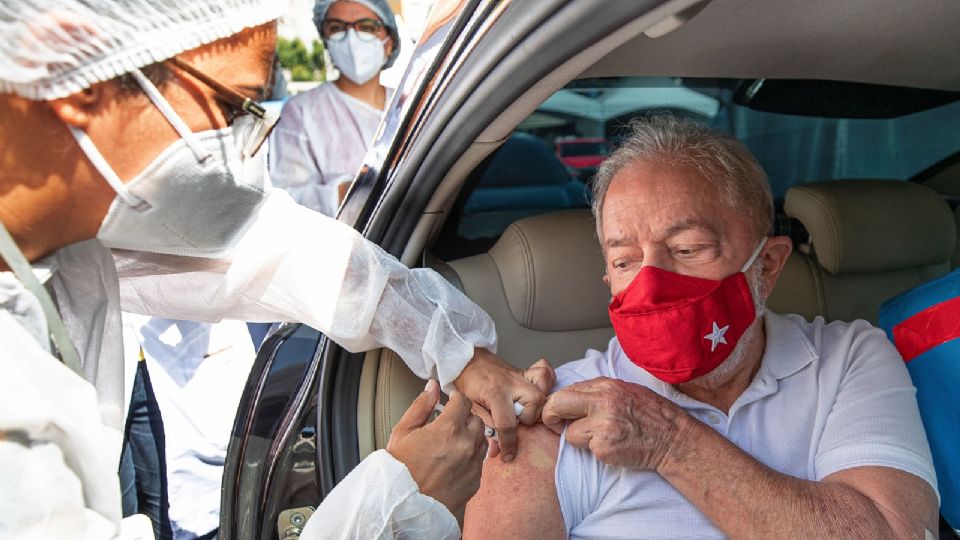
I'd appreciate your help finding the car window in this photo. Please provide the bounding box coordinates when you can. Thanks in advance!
[557,141,609,156]
[434,77,960,259]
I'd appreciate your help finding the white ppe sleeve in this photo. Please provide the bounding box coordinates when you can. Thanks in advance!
[114,189,497,391]
[0,312,122,540]
[299,450,459,540]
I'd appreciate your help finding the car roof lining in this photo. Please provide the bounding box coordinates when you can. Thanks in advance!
[477,0,960,144]
[583,0,960,91]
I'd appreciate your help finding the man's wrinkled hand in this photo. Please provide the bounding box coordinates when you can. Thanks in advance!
[541,377,691,471]
[454,350,555,462]
[386,380,487,516]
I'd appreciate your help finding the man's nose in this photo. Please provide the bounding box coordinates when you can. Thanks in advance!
[639,251,674,273]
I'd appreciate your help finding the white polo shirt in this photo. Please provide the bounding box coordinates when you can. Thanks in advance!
[554,312,938,540]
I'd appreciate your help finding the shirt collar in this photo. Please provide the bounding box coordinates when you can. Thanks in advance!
[759,311,818,381]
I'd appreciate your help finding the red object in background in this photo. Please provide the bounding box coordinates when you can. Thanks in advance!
[891,295,960,362]
[555,137,609,170]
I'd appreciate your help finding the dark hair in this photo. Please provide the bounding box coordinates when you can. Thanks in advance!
[116,62,172,95]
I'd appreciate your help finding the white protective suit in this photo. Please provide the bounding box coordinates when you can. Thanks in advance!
[121,316,257,538]
[269,83,389,216]
[0,189,495,539]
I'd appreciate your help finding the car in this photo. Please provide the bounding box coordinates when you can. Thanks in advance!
[220,1,960,538]
[554,137,609,180]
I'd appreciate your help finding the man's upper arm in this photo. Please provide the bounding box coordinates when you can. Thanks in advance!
[463,424,566,540]
[824,466,939,538]
[817,324,940,537]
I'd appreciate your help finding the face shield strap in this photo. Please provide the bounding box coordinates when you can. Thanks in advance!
[129,68,211,163]
[0,221,82,375]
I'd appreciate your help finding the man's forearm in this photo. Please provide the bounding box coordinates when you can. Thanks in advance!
[657,415,901,539]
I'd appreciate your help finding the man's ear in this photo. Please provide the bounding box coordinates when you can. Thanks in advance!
[47,84,104,129]
[759,235,793,299]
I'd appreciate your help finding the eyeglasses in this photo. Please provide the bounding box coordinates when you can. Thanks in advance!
[167,56,279,157]
[321,18,385,42]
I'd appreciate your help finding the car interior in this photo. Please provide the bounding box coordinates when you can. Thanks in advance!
[347,0,960,533]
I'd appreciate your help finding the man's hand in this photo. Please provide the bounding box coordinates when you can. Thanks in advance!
[454,350,555,462]
[541,377,690,470]
[387,380,487,516]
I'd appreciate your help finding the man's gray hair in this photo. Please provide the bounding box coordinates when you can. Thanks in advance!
[592,114,773,242]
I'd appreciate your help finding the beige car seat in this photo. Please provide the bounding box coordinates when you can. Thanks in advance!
[768,180,955,324]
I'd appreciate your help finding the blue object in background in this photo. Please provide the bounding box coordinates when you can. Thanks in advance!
[879,268,960,530]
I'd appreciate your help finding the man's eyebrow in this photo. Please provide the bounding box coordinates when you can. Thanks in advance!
[237,84,267,101]
[238,49,276,101]
[662,218,719,239]
[603,219,719,249]
[604,233,637,250]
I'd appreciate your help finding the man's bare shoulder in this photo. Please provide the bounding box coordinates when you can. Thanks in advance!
[463,424,566,539]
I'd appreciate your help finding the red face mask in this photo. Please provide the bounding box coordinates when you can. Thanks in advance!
[608,240,766,384]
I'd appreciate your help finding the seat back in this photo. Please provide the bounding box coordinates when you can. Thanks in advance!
[447,209,615,369]
[774,180,955,324]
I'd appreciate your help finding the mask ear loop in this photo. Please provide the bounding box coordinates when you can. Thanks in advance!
[740,238,768,273]
[67,125,149,208]
[66,67,217,209]
[128,69,211,163]
[0,221,82,375]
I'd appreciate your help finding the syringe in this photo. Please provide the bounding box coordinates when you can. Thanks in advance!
[432,400,524,439]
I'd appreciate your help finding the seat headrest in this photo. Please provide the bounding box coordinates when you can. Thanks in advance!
[488,209,611,331]
[784,180,955,274]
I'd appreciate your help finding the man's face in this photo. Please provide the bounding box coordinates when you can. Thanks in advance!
[0,22,278,263]
[104,22,277,181]
[600,159,761,296]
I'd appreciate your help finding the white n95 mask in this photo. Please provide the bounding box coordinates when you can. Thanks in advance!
[67,69,269,258]
[327,29,387,85]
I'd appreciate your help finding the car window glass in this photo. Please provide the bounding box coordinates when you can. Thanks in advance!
[435,77,960,259]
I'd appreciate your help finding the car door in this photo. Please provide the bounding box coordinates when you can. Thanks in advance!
[218,0,699,537]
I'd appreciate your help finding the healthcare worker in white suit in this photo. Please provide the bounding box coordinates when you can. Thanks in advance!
[270,0,402,216]
[0,1,554,538]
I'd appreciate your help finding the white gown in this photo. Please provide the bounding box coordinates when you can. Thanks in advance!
[0,189,494,539]
[269,83,389,216]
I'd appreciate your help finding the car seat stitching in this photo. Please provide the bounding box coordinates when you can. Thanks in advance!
[515,226,536,327]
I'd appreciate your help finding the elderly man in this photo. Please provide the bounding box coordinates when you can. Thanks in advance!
[463,116,939,539]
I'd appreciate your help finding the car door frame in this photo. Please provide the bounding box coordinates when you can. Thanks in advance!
[218,0,696,537]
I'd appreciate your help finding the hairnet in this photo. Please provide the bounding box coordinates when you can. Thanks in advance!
[0,0,287,100]
[313,0,401,69]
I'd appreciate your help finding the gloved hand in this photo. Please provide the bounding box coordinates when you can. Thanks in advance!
[454,350,556,462]
[386,380,487,516]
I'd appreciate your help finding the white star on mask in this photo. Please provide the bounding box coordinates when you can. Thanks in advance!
[703,322,730,352]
